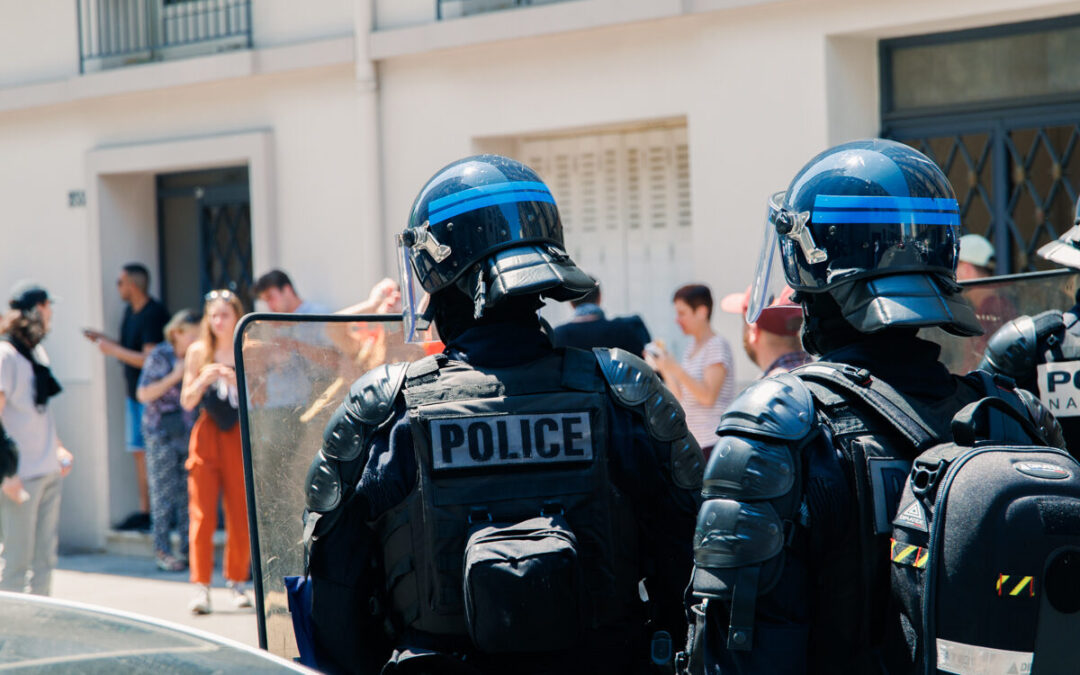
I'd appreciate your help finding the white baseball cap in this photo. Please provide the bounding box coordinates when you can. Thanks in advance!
[958,234,995,268]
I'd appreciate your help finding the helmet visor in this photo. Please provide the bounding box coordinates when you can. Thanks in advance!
[747,192,790,323]
[778,193,962,291]
[397,235,440,345]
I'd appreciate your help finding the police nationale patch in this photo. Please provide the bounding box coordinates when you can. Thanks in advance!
[1036,361,1080,418]
[430,412,593,471]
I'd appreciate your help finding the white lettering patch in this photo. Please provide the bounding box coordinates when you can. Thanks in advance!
[1036,361,1080,418]
[431,412,593,471]
[936,638,1032,674]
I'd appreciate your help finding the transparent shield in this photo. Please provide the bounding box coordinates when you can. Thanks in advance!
[920,269,1080,374]
[235,313,429,659]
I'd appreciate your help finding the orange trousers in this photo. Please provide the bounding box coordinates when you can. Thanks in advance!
[186,412,250,585]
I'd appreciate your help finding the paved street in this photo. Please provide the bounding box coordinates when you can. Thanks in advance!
[52,552,259,647]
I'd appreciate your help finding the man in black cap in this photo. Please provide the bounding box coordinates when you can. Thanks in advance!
[0,281,72,594]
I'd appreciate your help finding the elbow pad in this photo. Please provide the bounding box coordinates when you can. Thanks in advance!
[690,373,819,651]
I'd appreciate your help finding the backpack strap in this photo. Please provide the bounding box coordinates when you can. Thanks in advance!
[792,361,940,451]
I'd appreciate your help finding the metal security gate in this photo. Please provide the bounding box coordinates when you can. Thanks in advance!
[881,16,1080,275]
[157,166,252,313]
[199,184,253,307]
[885,114,1080,275]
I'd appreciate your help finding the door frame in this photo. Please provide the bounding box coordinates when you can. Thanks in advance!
[80,130,274,547]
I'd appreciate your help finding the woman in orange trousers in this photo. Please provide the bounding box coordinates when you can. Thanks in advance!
[179,289,250,614]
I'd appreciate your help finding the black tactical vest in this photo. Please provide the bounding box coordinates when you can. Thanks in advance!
[376,349,642,648]
[794,366,985,672]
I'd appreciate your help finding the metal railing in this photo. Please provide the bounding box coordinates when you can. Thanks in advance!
[436,0,578,21]
[77,0,252,73]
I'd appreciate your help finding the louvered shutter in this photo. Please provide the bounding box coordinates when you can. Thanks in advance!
[518,126,691,353]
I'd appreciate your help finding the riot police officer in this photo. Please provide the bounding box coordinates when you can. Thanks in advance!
[684,139,1062,674]
[303,155,704,674]
[980,208,1080,453]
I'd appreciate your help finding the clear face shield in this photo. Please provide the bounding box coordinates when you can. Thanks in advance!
[397,233,441,345]
[747,191,817,323]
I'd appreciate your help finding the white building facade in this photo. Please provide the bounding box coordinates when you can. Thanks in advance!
[0,0,1078,549]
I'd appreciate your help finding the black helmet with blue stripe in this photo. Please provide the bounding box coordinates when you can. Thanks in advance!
[748,139,982,337]
[398,155,594,338]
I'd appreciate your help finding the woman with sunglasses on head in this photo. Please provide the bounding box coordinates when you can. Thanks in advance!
[179,289,251,615]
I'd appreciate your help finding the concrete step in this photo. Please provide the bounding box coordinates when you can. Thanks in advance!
[105,528,226,559]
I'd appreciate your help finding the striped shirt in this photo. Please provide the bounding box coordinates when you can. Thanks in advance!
[680,334,736,449]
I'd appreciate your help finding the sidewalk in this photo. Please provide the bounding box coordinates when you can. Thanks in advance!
[52,551,259,647]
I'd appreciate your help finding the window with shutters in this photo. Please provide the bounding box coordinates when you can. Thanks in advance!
[508,123,693,354]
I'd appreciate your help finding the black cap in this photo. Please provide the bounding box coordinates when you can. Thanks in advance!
[9,281,53,311]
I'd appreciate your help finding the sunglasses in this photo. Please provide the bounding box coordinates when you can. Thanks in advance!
[204,289,237,303]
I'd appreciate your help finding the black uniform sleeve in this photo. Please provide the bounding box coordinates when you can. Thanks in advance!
[607,403,701,640]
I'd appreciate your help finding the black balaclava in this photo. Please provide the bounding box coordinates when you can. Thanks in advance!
[799,291,918,357]
[431,285,543,346]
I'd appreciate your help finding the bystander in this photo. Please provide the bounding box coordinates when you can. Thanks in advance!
[645,283,735,460]
[0,282,73,595]
[551,275,651,355]
[83,263,170,532]
[720,285,812,377]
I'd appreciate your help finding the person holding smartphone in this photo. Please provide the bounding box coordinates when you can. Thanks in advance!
[179,289,251,615]
[645,284,735,460]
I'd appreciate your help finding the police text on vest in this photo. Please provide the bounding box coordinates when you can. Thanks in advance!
[431,413,593,470]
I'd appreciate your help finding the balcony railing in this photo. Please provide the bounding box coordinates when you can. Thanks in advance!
[77,0,252,73]
[436,0,579,21]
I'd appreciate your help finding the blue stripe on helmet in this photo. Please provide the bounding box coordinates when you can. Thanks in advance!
[428,190,556,225]
[811,210,961,226]
[428,180,552,212]
[814,194,959,211]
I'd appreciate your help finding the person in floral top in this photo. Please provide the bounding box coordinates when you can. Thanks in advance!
[136,309,200,572]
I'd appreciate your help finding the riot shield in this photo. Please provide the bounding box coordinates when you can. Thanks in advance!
[235,313,430,659]
[921,268,1080,374]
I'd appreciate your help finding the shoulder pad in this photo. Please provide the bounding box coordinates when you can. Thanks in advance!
[594,347,686,441]
[305,450,342,513]
[704,433,796,500]
[717,372,814,441]
[980,315,1044,379]
[593,348,654,406]
[322,362,408,462]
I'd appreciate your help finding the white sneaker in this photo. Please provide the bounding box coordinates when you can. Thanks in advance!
[227,581,252,609]
[188,584,211,615]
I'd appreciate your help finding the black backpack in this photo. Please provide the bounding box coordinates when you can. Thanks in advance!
[890,394,1080,675]
[797,363,1080,675]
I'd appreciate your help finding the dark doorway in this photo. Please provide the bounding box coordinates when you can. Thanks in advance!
[157,166,253,315]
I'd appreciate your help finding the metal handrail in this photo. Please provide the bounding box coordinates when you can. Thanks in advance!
[77,0,252,73]
[435,0,577,21]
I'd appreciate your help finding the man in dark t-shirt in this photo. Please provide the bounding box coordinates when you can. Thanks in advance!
[552,276,652,356]
[84,263,169,531]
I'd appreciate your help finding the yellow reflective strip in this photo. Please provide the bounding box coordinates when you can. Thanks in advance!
[997,575,1009,595]
[1010,577,1032,597]
[914,548,928,569]
[894,545,917,563]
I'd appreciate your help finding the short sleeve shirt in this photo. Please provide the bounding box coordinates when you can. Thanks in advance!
[679,334,736,448]
[0,342,60,480]
[120,298,170,400]
[137,342,195,439]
